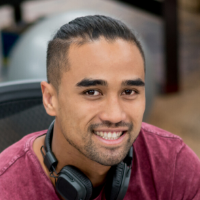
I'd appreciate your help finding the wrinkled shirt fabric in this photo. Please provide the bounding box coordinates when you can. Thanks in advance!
[0,123,200,200]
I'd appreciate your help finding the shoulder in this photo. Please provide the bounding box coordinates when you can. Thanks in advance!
[134,122,187,167]
[137,122,200,165]
[138,122,185,152]
[137,122,200,164]
[0,130,48,199]
[132,123,200,199]
[0,130,47,176]
[141,122,182,140]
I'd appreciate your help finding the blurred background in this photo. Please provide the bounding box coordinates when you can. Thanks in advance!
[0,0,199,157]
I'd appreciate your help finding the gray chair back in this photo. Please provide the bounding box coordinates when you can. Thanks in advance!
[0,79,54,152]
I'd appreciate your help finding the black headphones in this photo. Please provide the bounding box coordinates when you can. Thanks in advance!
[41,120,133,200]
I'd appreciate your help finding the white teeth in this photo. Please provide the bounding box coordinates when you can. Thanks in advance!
[95,131,123,140]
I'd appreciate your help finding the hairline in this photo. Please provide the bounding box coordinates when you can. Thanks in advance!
[49,37,145,93]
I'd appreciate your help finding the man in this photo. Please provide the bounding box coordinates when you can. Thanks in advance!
[0,15,200,200]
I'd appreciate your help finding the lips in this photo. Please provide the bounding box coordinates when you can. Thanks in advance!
[94,131,125,140]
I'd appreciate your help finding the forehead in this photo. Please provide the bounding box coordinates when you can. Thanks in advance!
[62,38,144,84]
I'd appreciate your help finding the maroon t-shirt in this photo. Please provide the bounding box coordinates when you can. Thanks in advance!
[0,123,200,200]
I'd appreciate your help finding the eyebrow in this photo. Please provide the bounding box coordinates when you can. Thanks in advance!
[76,79,107,87]
[76,78,145,87]
[122,79,145,86]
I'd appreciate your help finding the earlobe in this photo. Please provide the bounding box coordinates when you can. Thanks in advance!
[41,81,57,116]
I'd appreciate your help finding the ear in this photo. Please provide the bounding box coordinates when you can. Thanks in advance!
[41,81,57,116]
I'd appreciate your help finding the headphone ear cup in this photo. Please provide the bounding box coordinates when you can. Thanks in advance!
[57,165,93,200]
[105,162,125,200]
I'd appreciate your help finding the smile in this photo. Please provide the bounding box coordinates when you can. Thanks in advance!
[94,131,124,140]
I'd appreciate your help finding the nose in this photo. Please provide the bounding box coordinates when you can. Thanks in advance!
[99,96,126,124]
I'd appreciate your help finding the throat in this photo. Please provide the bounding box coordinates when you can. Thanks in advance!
[91,184,104,199]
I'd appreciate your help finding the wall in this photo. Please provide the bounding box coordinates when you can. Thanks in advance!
[179,0,200,12]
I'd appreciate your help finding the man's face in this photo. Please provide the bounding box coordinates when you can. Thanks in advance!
[55,38,145,166]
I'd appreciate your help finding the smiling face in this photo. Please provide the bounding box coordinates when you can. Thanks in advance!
[50,38,145,166]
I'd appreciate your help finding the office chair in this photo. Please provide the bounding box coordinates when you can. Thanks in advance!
[0,79,54,152]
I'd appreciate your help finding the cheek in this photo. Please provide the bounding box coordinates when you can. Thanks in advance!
[133,100,145,134]
[135,99,146,117]
[124,100,145,138]
[123,98,146,121]
[58,96,100,130]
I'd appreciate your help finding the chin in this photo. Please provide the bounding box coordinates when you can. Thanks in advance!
[89,148,130,166]
[94,158,123,166]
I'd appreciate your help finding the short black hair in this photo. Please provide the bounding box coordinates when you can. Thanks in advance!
[47,15,145,90]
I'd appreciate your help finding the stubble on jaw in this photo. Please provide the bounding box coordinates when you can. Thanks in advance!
[60,120,135,166]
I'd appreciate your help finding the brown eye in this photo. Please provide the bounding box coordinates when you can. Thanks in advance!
[122,90,136,95]
[85,90,101,96]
